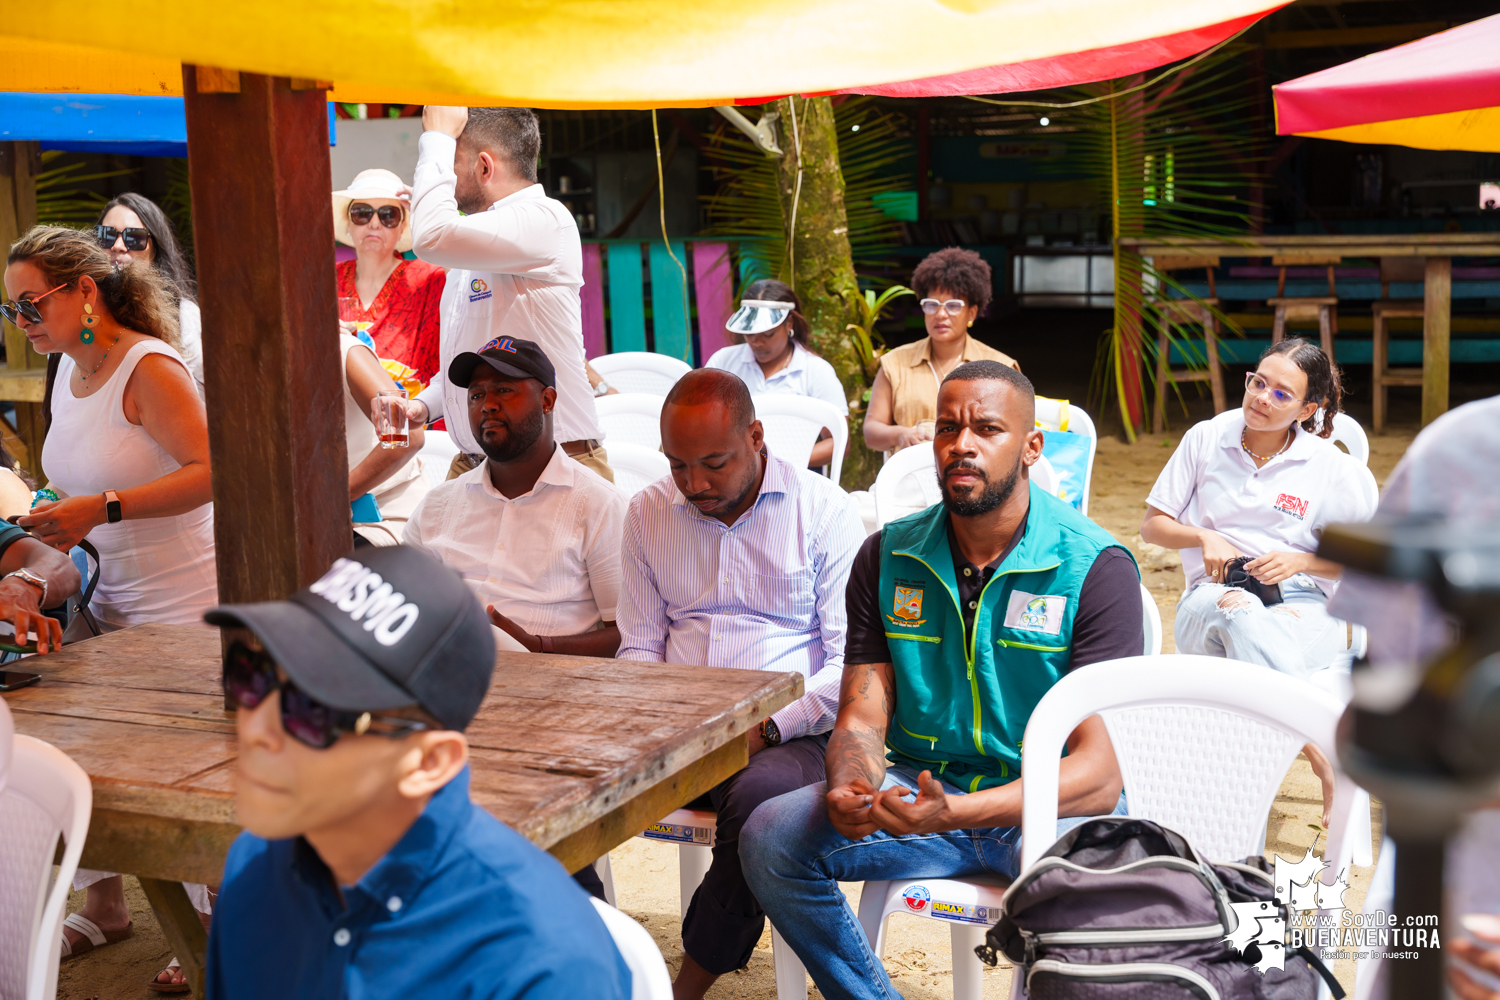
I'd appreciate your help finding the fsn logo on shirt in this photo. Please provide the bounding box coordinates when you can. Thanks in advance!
[482,336,518,354]
[1274,493,1308,521]
[469,278,493,303]
[887,583,927,628]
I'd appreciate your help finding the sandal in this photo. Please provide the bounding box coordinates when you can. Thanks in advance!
[59,912,133,959]
[147,957,191,994]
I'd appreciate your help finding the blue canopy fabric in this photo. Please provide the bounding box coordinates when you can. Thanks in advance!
[0,93,336,155]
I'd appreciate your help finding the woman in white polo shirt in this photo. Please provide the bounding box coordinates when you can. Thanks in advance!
[1142,337,1375,674]
[705,279,847,468]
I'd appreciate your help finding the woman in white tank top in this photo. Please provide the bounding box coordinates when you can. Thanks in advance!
[6,225,218,971]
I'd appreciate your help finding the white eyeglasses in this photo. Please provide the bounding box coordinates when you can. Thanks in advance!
[920,298,966,316]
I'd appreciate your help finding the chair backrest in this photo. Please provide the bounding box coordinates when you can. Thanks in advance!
[591,353,693,396]
[752,394,849,483]
[607,442,671,497]
[418,429,463,489]
[1354,463,1379,512]
[1035,401,1098,514]
[1330,412,1369,466]
[872,442,940,529]
[1019,655,1358,873]
[1030,454,1059,496]
[0,735,92,1000]
[588,897,673,1000]
[1141,584,1163,655]
[596,393,667,450]
[0,697,11,798]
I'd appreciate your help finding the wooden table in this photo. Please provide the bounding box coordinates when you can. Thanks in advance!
[3,624,800,995]
[1119,234,1500,426]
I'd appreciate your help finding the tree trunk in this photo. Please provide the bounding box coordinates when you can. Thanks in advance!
[768,97,883,491]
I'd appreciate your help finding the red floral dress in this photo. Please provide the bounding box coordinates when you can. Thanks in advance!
[335,258,446,386]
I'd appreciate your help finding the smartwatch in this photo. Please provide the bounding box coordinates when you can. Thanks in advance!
[104,490,123,523]
[760,717,782,747]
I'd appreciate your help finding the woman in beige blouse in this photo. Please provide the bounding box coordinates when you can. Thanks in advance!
[864,248,1019,455]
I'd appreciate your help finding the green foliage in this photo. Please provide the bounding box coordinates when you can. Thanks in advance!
[700,97,905,287]
[35,151,134,227]
[160,158,195,267]
[843,283,913,379]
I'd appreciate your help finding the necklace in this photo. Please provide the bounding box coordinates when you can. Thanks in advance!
[77,336,119,387]
[1241,427,1292,463]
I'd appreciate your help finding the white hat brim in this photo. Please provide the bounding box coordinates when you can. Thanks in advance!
[726,304,791,335]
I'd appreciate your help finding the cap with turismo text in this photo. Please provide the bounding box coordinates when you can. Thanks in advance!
[204,546,495,731]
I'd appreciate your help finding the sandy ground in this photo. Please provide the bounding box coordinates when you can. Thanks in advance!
[57,425,1417,1000]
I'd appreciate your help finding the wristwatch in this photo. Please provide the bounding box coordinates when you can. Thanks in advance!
[4,567,47,606]
[760,717,782,747]
[103,490,123,523]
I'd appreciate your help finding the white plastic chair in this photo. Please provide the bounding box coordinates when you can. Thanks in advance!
[1331,412,1370,466]
[417,429,463,489]
[0,735,93,1000]
[752,395,849,483]
[872,443,1058,530]
[607,442,671,497]
[1034,399,1100,514]
[636,810,809,999]
[591,352,692,396]
[596,393,667,450]
[1141,583,1163,655]
[857,656,1364,1000]
[589,897,673,1000]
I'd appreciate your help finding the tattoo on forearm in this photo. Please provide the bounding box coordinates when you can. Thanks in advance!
[828,724,886,789]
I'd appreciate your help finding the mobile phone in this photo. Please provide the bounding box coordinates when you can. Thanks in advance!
[0,670,40,691]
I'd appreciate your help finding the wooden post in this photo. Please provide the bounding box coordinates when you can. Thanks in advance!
[0,140,47,480]
[182,68,349,604]
[1421,256,1450,427]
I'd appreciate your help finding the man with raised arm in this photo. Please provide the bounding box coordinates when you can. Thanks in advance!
[615,368,864,1000]
[741,361,1143,1000]
[408,105,612,481]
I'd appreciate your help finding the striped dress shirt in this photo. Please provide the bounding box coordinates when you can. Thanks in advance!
[617,451,866,739]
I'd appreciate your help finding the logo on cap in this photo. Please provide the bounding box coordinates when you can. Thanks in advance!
[308,558,422,646]
[482,336,519,354]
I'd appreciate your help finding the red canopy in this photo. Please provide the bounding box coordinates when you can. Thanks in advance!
[1274,12,1500,136]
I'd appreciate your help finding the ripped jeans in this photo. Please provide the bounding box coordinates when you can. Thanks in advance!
[1174,574,1349,679]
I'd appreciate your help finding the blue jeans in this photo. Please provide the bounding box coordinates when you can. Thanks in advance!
[740,765,1126,1000]
[1174,574,1349,679]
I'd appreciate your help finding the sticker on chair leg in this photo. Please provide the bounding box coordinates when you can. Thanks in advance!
[930,900,997,924]
[902,885,931,913]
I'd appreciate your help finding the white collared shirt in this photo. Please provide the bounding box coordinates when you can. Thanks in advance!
[616,451,866,740]
[410,131,601,450]
[1147,409,1377,591]
[404,446,626,635]
[704,343,849,415]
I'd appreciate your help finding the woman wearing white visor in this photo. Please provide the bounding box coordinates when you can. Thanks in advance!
[706,279,847,469]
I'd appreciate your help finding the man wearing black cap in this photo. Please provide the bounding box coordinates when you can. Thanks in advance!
[202,545,631,999]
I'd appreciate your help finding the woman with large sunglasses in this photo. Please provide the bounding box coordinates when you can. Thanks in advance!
[863,247,1019,456]
[332,168,446,386]
[5,225,218,989]
[92,193,203,399]
[1141,338,1376,825]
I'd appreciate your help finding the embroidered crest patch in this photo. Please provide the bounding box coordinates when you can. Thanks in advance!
[1003,590,1067,636]
[893,586,923,621]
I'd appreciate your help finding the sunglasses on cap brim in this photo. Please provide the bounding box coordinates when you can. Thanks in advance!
[349,203,405,229]
[222,640,430,750]
[94,225,151,252]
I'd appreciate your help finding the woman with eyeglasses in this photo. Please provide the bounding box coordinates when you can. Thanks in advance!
[862,247,1018,456]
[91,193,203,398]
[1141,338,1375,824]
[706,279,847,469]
[5,225,218,988]
[333,168,446,385]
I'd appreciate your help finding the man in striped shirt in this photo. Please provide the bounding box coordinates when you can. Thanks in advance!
[617,369,864,1000]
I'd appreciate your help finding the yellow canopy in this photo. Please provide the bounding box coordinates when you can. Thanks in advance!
[1290,108,1500,154]
[3,0,1280,108]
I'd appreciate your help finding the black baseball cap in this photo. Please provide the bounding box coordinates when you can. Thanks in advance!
[448,335,556,390]
[204,546,495,732]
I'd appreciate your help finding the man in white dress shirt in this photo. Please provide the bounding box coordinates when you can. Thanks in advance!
[616,368,864,999]
[408,105,612,481]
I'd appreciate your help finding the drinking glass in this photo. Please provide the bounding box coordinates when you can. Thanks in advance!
[374,387,409,449]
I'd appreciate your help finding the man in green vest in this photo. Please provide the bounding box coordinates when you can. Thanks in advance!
[742,360,1143,1000]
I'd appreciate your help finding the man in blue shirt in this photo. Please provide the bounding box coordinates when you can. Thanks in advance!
[203,545,630,999]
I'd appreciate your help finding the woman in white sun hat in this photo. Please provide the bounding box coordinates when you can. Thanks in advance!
[333,168,446,386]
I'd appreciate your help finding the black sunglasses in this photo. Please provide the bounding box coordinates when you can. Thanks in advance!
[0,283,66,326]
[223,640,429,750]
[93,225,152,252]
[349,203,405,229]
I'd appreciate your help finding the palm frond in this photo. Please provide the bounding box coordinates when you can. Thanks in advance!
[35,151,136,227]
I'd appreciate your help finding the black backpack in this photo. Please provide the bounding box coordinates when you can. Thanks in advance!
[978,816,1344,999]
